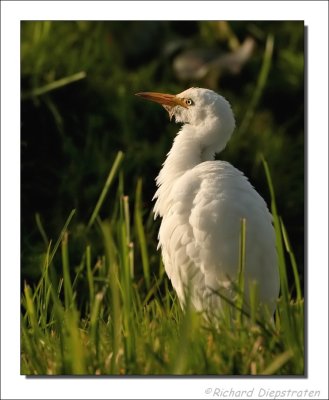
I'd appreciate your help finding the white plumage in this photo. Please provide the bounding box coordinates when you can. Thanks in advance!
[136,88,280,316]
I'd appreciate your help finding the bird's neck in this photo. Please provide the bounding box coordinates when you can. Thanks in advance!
[159,125,214,181]
[153,125,214,217]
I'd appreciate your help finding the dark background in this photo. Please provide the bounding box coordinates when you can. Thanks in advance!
[21,21,304,292]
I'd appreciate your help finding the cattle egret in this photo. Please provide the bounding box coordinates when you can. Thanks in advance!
[136,88,279,316]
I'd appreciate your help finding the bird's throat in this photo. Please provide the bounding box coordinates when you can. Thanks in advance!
[165,126,209,175]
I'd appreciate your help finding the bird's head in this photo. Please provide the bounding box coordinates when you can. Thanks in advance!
[136,87,235,153]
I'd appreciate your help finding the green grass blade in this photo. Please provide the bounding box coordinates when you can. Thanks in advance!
[23,284,40,336]
[280,218,302,302]
[22,71,87,100]
[86,245,95,309]
[261,349,293,375]
[32,209,76,303]
[98,219,121,374]
[90,292,104,362]
[249,281,259,325]
[49,209,76,268]
[261,157,303,361]
[87,151,124,231]
[35,212,49,246]
[236,217,247,322]
[238,34,274,136]
[262,158,290,305]
[120,194,136,368]
[61,231,74,309]
[134,178,151,289]
[64,309,87,374]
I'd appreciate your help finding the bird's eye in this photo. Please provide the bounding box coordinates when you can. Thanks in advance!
[185,98,193,106]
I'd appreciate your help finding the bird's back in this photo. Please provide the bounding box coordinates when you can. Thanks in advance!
[157,160,279,315]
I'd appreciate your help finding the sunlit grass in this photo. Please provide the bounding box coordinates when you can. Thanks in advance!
[21,153,304,375]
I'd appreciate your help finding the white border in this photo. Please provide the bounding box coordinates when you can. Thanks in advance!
[1,1,328,399]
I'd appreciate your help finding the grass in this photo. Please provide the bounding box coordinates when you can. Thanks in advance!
[21,153,304,375]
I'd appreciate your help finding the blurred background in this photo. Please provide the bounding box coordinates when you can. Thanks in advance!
[21,21,304,292]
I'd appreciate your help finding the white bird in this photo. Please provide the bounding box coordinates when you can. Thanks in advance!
[136,88,280,317]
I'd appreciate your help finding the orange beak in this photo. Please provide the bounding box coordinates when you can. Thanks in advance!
[135,91,188,109]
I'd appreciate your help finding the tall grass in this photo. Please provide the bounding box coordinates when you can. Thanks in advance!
[21,153,304,375]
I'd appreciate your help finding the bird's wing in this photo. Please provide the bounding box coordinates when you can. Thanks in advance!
[160,160,279,309]
[157,178,206,308]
